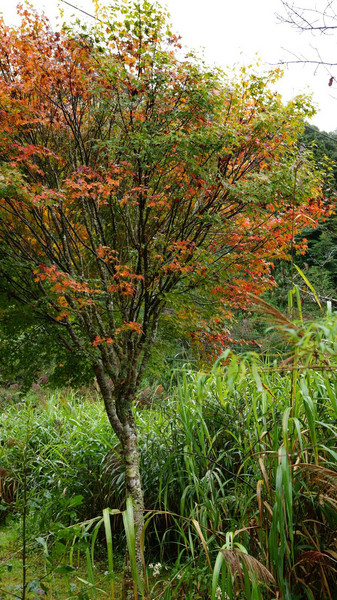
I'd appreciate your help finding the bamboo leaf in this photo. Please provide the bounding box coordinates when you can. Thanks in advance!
[294,264,322,309]
[103,508,114,600]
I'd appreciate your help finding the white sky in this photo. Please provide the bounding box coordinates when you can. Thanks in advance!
[1,0,337,131]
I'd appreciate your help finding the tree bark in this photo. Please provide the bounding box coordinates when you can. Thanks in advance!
[120,407,144,600]
[95,372,144,598]
[93,362,124,440]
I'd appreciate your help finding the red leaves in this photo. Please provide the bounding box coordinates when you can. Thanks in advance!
[32,188,64,206]
[108,265,144,296]
[55,312,70,322]
[108,281,135,296]
[65,167,127,206]
[34,265,92,295]
[93,335,113,347]
[92,321,142,347]
[96,246,118,263]
[126,321,143,333]
[0,9,95,146]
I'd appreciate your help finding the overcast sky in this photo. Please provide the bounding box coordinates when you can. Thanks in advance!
[1,0,337,131]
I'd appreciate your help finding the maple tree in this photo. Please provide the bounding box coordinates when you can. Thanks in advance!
[0,0,330,568]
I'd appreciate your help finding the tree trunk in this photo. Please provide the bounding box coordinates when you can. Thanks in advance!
[122,415,144,529]
[120,409,144,600]
[94,366,144,598]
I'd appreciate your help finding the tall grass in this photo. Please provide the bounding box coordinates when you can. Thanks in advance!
[145,363,335,599]
[1,310,337,598]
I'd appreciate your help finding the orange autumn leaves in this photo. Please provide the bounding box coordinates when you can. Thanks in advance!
[33,261,144,317]
[93,322,143,347]
[0,2,332,363]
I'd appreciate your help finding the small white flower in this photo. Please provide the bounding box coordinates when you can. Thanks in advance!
[153,562,162,577]
[215,587,230,600]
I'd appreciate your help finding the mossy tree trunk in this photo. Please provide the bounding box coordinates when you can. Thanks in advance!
[120,405,144,600]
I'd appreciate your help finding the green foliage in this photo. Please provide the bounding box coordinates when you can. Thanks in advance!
[0,298,94,390]
[0,391,112,528]
[300,125,337,189]
[255,124,337,330]
[286,125,337,310]
[1,307,337,598]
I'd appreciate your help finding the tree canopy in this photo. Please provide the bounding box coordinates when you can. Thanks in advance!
[0,2,328,371]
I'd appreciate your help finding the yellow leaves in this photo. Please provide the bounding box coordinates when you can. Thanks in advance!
[124,55,137,67]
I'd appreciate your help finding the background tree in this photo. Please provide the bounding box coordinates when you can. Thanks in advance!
[273,1,337,313]
[267,124,337,301]
[296,125,337,297]
[279,1,337,80]
[0,0,328,572]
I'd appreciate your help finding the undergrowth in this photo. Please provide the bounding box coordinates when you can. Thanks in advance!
[1,309,337,599]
